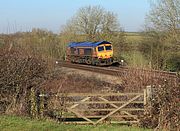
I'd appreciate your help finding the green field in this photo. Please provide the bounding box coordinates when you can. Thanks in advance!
[125,32,143,44]
[0,115,152,131]
[122,32,149,67]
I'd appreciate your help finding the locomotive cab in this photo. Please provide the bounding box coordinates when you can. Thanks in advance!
[95,43,113,65]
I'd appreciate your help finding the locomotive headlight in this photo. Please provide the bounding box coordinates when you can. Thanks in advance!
[99,55,103,58]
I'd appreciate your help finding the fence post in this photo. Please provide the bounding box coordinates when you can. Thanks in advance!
[146,85,153,106]
[143,89,147,106]
[39,92,44,118]
[30,87,37,118]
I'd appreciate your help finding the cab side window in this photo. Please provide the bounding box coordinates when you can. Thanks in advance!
[70,47,76,54]
[98,46,104,52]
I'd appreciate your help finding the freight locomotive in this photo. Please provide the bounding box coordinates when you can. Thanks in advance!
[66,41,116,66]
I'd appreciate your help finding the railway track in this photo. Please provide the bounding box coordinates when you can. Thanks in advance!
[57,61,127,76]
[56,61,178,79]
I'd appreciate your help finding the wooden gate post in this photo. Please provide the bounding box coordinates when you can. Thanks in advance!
[30,87,37,118]
[143,89,147,106]
[146,85,153,106]
[39,92,45,118]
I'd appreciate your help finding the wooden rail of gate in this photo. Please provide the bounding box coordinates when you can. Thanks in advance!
[39,90,148,125]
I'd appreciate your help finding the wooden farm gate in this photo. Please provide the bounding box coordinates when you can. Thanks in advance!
[39,89,150,125]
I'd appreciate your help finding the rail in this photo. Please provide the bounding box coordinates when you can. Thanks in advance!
[56,61,178,79]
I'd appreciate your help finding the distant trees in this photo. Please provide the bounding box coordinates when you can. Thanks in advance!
[141,0,180,71]
[147,0,180,43]
[0,29,67,62]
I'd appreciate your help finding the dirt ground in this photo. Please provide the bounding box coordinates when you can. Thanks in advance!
[41,67,124,93]
[59,67,122,85]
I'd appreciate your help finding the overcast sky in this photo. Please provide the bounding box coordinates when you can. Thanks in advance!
[0,0,150,34]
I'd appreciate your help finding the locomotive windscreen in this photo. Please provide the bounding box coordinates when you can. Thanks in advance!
[98,46,104,52]
[105,46,112,50]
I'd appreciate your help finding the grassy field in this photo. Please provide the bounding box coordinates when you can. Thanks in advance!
[0,115,152,131]
[125,32,143,44]
[122,32,149,67]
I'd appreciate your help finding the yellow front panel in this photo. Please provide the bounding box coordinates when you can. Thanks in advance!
[96,44,113,59]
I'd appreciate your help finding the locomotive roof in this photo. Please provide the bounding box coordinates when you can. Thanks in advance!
[68,41,111,47]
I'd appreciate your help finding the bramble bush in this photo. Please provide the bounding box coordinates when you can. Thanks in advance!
[141,80,179,130]
[0,45,49,115]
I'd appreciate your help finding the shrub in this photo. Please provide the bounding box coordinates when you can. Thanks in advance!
[0,45,49,115]
[141,80,180,130]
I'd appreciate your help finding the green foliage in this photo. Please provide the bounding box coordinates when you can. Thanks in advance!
[120,32,149,67]
[139,31,167,70]
[121,51,149,68]
[0,115,152,131]
[139,29,180,71]
[166,53,180,71]
[0,39,5,48]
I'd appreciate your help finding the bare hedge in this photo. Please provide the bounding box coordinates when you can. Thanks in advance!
[141,81,180,130]
[0,45,49,115]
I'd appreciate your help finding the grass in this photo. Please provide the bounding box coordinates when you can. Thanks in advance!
[125,32,143,46]
[121,51,149,68]
[0,115,152,131]
[121,32,149,67]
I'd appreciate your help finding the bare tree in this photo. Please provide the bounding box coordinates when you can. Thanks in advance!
[146,0,180,44]
[141,0,180,70]
[62,5,122,41]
